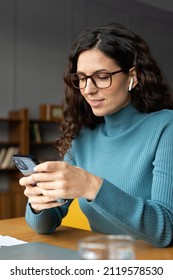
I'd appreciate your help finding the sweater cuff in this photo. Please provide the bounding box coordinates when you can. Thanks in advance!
[25,202,62,234]
[89,179,140,221]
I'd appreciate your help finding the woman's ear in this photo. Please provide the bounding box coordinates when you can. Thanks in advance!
[128,67,138,91]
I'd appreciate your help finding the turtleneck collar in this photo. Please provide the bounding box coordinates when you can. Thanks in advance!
[103,103,144,136]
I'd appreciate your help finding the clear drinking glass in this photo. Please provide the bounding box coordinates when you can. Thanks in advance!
[78,235,135,260]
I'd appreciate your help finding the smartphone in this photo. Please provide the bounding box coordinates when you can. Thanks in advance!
[12,154,67,204]
[12,154,39,176]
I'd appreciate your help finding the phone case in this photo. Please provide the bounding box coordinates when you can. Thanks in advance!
[12,154,39,176]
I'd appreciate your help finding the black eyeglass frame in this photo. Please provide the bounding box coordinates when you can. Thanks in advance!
[70,69,124,89]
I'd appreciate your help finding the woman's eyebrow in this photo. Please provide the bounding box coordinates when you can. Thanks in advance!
[76,69,110,75]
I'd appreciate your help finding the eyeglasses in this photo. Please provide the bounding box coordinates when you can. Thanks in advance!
[70,69,124,89]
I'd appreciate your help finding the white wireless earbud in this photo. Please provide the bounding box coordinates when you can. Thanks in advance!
[128,77,133,91]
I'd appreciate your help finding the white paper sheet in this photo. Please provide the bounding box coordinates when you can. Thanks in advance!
[0,235,27,247]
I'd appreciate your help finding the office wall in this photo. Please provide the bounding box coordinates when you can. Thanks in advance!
[134,0,173,13]
[0,0,173,118]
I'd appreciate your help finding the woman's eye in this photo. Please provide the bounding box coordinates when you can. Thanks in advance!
[96,74,109,80]
[79,76,86,81]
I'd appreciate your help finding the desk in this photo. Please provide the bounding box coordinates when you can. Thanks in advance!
[0,217,173,259]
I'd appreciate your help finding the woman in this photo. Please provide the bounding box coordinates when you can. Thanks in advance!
[20,22,173,247]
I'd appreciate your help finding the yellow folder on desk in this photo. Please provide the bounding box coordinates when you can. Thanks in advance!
[62,199,90,230]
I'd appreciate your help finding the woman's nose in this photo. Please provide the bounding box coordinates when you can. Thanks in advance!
[83,78,98,94]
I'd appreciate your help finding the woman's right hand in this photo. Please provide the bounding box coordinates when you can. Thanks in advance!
[19,175,64,212]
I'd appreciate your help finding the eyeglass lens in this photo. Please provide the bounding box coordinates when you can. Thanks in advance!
[71,72,112,89]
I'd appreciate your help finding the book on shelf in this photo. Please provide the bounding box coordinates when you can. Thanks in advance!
[30,123,41,143]
[0,148,6,166]
[0,146,19,169]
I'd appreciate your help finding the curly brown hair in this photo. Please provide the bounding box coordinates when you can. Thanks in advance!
[56,22,173,158]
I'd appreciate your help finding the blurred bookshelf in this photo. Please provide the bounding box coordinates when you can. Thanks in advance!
[0,105,62,219]
[0,108,29,219]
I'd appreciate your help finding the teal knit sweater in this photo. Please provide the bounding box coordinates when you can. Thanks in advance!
[26,103,173,247]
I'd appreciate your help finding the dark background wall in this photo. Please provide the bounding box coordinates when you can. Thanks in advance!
[0,0,173,118]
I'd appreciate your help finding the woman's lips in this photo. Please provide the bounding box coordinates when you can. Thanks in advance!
[89,99,105,108]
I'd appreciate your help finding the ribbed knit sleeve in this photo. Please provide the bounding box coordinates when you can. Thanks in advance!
[88,179,173,247]
[25,200,72,234]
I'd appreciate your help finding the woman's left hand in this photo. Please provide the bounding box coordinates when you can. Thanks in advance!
[30,161,103,201]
